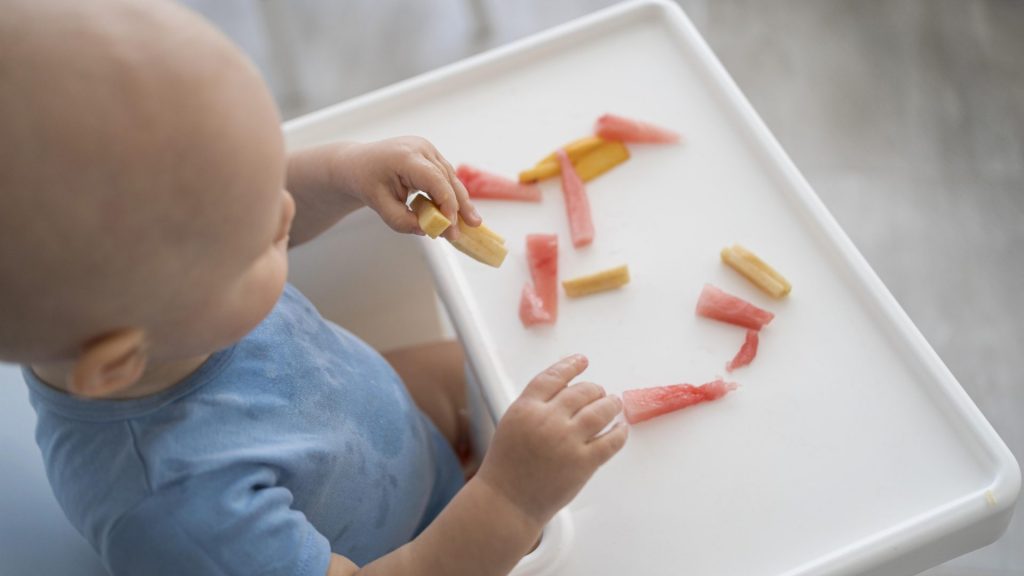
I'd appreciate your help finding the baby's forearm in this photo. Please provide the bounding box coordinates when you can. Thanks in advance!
[285,144,366,248]
[354,477,544,576]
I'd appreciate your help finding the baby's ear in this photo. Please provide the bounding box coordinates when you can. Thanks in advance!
[68,329,148,398]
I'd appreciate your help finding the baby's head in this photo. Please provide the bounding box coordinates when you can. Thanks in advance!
[0,0,295,394]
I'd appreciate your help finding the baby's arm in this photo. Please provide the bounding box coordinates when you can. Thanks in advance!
[285,138,480,247]
[327,354,628,576]
[327,479,539,576]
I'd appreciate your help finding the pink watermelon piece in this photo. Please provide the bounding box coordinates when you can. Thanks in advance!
[519,284,551,326]
[456,164,541,202]
[623,379,737,424]
[726,329,759,372]
[527,234,558,317]
[594,113,681,144]
[519,234,558,326]
[696,284,774,331]
[556,149,594,248]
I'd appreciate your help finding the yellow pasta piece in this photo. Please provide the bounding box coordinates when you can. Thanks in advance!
[449,218,508,268]
[538,135,606,164]
[519,140,630,183]
[720,244,791,298]
[519,136,607,183]
[518,160,559,183]
[410,195,507,267]
[562,264,630,298]
[573,141,630,182]
[462,217,505,245]
[410,195,451,238]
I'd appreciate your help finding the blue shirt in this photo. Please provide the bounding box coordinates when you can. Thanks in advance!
[24,284,463,575]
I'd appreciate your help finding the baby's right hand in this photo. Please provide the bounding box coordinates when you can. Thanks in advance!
[475,355,628,527]
[328,136,480,240]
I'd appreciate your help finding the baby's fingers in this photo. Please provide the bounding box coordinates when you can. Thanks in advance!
[522,354,588,402]
[574,394,622,439]
[402,158,460,237]
[555,381,605,416]
[415,159,460,235]
[433,155,482,227]
[372,190,423,235]
[587,422,629,465]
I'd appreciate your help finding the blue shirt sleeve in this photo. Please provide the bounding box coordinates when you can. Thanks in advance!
[103,465,331,576]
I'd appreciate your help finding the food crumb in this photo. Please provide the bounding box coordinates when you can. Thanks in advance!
[984,490,997,507]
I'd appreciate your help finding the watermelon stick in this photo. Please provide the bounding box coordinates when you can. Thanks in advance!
[595,113,682,144]
[725,330,759,372]
[622,380,737,424]
[519,234,558,326]
[456,165,541,202]
[556,149,594,249]
[696,284,774,331]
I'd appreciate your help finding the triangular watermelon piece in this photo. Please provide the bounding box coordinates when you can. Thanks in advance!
[696,284,774,331]
[623,379,737,424]
[595,113,681,144]
[457,164,541,202]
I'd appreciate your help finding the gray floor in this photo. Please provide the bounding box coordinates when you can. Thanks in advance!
[142,1,1024,574]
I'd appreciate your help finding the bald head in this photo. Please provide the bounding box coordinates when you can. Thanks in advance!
[0,0,285,362]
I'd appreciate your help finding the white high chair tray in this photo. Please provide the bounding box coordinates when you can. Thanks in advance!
[283,1,1019,574]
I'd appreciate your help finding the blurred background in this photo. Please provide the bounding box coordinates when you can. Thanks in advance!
[1,1,1020,574]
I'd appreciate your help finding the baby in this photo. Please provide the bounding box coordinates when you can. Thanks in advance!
[0,0,627,575]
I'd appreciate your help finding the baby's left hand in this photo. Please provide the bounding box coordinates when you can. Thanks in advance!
[334,136,481,240]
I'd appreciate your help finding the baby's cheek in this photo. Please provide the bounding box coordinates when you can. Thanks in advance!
[237,252,288,337]
[204,250,288,352]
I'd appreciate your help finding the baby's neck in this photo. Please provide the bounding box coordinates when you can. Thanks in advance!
[31,354,211,400]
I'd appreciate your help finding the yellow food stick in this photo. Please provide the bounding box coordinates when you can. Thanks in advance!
[562,264,630,297]
[409,194,507,267]
[538,135,606,164]
[720,244,791,298]
[519,140,630,183]
[461,217,505,245]
[518,160,559,183]
[410,195,451,238]
[574,141,630,182]
[520,136,607,182]
[449,219,508,268]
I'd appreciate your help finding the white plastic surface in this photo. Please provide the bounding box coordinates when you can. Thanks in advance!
[283,1,1019,574]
